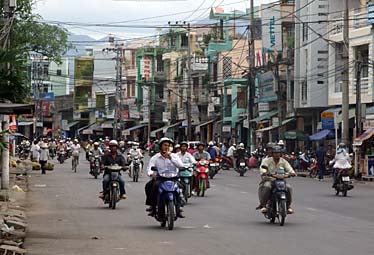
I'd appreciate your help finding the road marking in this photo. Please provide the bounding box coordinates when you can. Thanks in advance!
[306,207,318,212]
[180,226,197,229]
[114,248,125,250]
[203,224,211,229]
[240,191,248,194]
[34,184,47,188]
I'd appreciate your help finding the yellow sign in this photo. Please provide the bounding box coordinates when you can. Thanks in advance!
[258,123,265,129]
[321,112,334,119]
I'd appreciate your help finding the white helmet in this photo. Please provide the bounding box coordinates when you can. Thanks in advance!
[278,140,285,146]
[93,142,99,146]
[159,137,174,146]
[208,141,214,146]
[239,143,244,148]
[109,140,118,146]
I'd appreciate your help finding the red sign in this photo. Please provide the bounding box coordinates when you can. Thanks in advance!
[42,102,51,116]
[9,115,17,131]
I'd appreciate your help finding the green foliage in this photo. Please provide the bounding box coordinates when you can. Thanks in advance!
[0,0,71,103]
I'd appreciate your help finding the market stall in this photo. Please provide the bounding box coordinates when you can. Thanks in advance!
[353,128,374,178]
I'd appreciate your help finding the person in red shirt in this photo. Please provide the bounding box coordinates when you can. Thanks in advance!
[187,143,196,155]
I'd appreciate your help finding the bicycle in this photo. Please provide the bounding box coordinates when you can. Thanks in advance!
[72,155,79,172]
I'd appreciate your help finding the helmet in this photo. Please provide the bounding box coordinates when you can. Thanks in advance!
[74,139,78,143]
[208,141,214,146]
[278,140,285,146]
[197,142,205,147]
[338,142,346,148]
[272,145,282,153]
[109,140,118,146]
[127,141,132,145]
[266,142,275,149]
[180,141,188,147]
[239,143,244,148]
[233,144,236,147]
[59,140,64,143]
[93,142,99,146]
[159,137,173,146]
[175,144,180,148]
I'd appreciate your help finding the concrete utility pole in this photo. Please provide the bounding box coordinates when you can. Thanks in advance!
[147,78,152,146]
[355,57,362,138]
[342,0,350,145]
[248,0,256,152]
[186,22,192,141]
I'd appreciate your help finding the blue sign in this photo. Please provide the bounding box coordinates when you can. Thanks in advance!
[322,118,334,130]
[269,17,276,47]
[43,92,55,102]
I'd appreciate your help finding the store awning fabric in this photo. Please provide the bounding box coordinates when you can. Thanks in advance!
[150,121,182,137]
[282,130,308,141]
[256,118,295,132]
[250,110,279,123]
[309,129,334,141]
[123,124,146,132]
[17,121,33,126]
[82,123,103,134]
[353,128,374,146]
[196,119,217,127]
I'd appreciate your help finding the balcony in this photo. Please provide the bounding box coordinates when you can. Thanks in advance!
[330,9,370,36]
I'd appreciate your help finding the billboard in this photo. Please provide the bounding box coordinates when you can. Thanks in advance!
[257,71,277,102]
[261,3,282,63]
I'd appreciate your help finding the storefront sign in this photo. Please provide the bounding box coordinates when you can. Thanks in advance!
[367,155,374,176]
[321,111,335,130]
[363,119,374,130]
[222,125,231,132]
[140,56,152,79]
[368,1,374,24]
[257,71,277,102]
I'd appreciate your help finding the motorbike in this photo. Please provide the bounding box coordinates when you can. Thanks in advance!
[236,158,248,176]
[195,160,210,197]
[262,169,292,226]
[49,148,56,159]
[17,145,30,160]
[66,147,72,158]
[248,153,259,169]
[179,163,194,203]
[220,155,233,170]
[334,168,354,197]
[298,152,312,171]
[151,167,182,230]
[309,158,318,178]
[90,154,101,179]
[209,158,221,179]
[131,156,142,182]
[57,150,65,164]
[102,165,123,209]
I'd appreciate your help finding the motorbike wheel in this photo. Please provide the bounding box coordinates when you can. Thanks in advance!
[309,170,318,179]
[278,200,287,226]
[343,185,348,197]
[133,167,139,182]
[240,171,244,177]
[111,187,118,210]
[270,217,276,224]
[94,168,98,179]
[200,179,206,197]
[335,190,340,196]
[161,221,166,228]
[166,200,175,230]
[221,163,229,170]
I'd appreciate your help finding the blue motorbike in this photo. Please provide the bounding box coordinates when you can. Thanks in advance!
[179,163,194,204]
[152,168,182,230]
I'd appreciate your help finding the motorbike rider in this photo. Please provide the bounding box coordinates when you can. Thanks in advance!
[258,145,296,214]
[85,140,93,161]
[177,141,196,164]
[207,141,218,160]
[128,142,144,177]
[329,143,351,188]
[99,140,128,200]
[265,142,275,159]
[145,137,185,217]
[174,144,181,153]
[71,139,81,170]
[235,143,247,169]
[227,143,236,169]
[89,142,103,174]
[193,142,211,161]
[187,143,196,155]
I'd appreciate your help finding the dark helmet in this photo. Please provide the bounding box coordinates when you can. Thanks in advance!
[266,142,275,149]
[197,142,205,148]
[272,145,282,153]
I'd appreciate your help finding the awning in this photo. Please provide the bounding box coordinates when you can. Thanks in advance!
[150,121,182,137]
[197,119,217,127]
[62,121,80,131]
[101,120,113,129]
[78,123,96,134]
[256,118,295,132]
[17,121,33,126]
[353,128,374,146]
[282,130,309,141]
[0,103,34,114]
[250,110,279,123]
[121,124,146,136]
[309,129,335,141]
[82,123,103,135]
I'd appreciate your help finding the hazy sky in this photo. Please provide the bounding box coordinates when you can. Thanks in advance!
[34,0,274,39]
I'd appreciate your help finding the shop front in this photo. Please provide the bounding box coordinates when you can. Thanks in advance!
[353,128,374,179]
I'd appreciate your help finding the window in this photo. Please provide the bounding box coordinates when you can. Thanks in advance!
[318,50,328,54]
[335,82,342,93]
[56,69,62,76]
[156,54,164,72]
[131,81,136,97]
[127,82,131,98]
[237,87,247,109]
[301,81,307,102]
[225,94,232,117]
[108,96,115,111]
[96,94,105,109]
[181,34,188,48]
[43,84,48,93]
[317,81,324,84]
[223,57,232,79]
[193,77,199,101]
[318,13,327,16]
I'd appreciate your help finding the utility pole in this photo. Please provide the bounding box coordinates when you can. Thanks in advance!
[113,45,123,140]
[248,0,256,152]
[186,22,192,141]
[342,0,350,145]
[355,57,362,138]
[147,79,152,146]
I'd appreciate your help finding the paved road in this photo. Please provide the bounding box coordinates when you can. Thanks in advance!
[26,154,374,255]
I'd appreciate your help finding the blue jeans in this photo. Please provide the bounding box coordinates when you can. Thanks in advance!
[318,163,325,179]
[103,174,126,195]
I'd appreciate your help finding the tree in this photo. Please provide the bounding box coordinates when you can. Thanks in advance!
[0,0,71,103]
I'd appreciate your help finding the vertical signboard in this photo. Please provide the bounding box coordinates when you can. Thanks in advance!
[261,3,282,63]
[368,0,374,24]
[321,111,335,130]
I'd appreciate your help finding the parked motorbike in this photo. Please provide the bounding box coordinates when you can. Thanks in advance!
[17,145,30,160]
[220,156,233,170]
[236,158,248,176]
[209,158,220,179]
[195,160,210,197]
[262,169,292,226]
[151,167,182,230]
[179,163,194,203]
[57,150,65,164]
[334,168,354,197]
[102,165,123,209]
[90,154,101,179]
[132,156,142,182]
[309,158,318,178]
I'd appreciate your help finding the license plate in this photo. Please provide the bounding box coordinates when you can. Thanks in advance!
[210,163,217,166]
[342,176,350,182]
[240,163,246,166]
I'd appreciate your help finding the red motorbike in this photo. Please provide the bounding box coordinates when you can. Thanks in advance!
[195,160,210,197]
[220,155,233,170]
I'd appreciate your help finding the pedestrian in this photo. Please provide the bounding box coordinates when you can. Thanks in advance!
[31,140,40,162]
[227,143,236,169]
[315,143,327,181]
[39,142,50,175]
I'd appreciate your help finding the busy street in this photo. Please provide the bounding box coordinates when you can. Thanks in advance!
[24,152,374,255]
